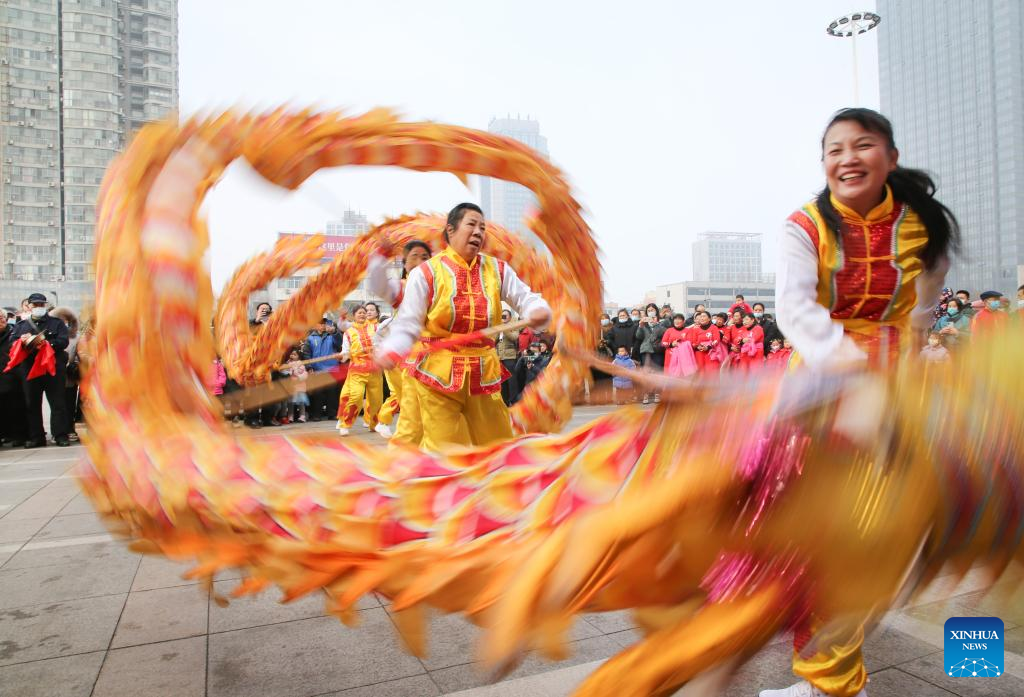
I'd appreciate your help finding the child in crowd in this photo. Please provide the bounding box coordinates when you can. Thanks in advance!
[282,349,310,422]
[765,337,793,369]
[611,345,637,405]
[919,332,951,364]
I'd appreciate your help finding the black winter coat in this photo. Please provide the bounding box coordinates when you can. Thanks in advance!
[604,319,638,356]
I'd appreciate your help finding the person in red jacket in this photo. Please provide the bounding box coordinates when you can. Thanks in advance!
[684,310,725,374]
[661,313,689,349]
[728,294,753,317]
[725,310,745,364]
[734,313,764,372]
[972,290,1007,337]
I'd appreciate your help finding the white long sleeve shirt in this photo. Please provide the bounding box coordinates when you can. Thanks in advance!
[365,253,402,307]
[775,220,949,370]
[377,254,550,361]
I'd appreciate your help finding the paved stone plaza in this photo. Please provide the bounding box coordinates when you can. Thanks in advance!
[1,406,1022,696]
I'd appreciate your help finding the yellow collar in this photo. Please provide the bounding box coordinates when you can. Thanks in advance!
[441,245,481,270]
[829,184,894,223]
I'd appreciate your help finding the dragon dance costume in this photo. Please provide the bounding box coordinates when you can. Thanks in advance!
[378,245,549,451]
[776,185,950,697]
[76,110,1023,697]
[336,318,384,431]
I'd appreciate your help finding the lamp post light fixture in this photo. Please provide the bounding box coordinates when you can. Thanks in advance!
[826,11,881,106]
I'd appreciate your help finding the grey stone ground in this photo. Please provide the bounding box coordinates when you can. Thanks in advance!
[1,405,1021,696]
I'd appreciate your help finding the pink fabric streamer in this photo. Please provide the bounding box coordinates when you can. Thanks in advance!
[665,342,698,377]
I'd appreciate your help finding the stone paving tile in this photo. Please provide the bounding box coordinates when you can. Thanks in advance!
[0,650,106,697]
[111,584,210,648]
[428,634,622,695]
[57,493,101,516]
[2,539,136,571]
[318,674,441,697]
[0,553,139,609]
[900,650,1024,696]
[207,610,425,697]
[0,517,49,545]
[131,554,200,591]
[2,482,79,521]
[0,594,125,666]
[208,580,373,634]
[722,643,800,697]
[93,635,206,697]
[864,667,958,696]
[862,623,942,670]
[32,512,110,540]
[385,606,601,672]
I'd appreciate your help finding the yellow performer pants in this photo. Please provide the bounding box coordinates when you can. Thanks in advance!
[792,618,866,697]
[337,371,383,429]
[414,380,512,452]
[390,371,423,447]
[377,369,403,426]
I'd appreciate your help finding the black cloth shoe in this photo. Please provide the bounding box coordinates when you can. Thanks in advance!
[55,437,71,447]
[24,439,47,449]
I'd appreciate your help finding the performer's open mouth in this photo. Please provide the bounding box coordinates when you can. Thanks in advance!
[838,172,866,183]
[468,235,483,248]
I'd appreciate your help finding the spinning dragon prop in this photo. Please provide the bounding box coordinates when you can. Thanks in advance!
[78,109,1023,696]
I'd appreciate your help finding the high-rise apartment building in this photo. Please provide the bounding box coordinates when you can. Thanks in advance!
[692,231,764,284]
[878,0,1024,294]
[1,0,178,309]
[478,117,548,241]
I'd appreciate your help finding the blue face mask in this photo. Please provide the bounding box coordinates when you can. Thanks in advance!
[946,306,958,316]
[753,312,763,319]
[988,300,1001,310]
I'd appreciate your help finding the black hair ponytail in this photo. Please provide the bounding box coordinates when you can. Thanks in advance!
[817,108,960,271]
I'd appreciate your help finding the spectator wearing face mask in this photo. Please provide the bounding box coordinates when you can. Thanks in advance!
[1017,285,1024,318]
[605,309,637,357]
[954,290,976,319]
[635,303,667,404]
[10,293,70,447]
[933,297,971,348]
[765,337,794,370]
[972,290,1006,337]
[919,332,951,363]
[753,302,781,356]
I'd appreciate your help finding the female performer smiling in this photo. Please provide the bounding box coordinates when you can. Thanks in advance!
[765,108,959,697]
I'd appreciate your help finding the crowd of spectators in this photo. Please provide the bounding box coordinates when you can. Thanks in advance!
[3,284,1022,447]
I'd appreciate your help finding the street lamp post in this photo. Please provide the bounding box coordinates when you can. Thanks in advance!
[826,11,881,106]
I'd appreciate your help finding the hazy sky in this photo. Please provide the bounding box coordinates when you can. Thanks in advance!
[180,0,880,306]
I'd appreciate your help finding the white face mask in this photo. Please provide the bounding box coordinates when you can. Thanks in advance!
[630,314,640,321]
[647,311,657,318]
[30,306,47,319]
[600,318,610,326]
[1018,299,1024,308]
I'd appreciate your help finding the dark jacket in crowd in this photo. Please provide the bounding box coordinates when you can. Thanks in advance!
[0,323,21,393]
[604,318,637,356]
[12,314,70,371]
